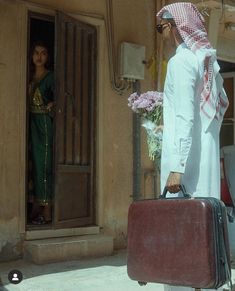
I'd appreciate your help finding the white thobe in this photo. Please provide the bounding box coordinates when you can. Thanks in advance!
[161,42,220,199]
[161,43,223,291]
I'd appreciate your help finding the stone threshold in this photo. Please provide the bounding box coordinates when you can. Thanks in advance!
[25,226,100,240]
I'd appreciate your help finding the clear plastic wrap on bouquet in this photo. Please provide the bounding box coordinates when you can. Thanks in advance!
[128,90,163,163]
[142,119,163,161]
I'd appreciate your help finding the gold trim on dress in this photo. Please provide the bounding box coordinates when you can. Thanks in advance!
[30,87,48,113]
[30,105,48,114]
[32,87,43,106]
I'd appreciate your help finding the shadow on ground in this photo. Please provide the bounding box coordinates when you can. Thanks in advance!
[223,284,235,291]
[0,250,127,290]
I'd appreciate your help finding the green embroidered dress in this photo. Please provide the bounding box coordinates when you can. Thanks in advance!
[29,71,54,206]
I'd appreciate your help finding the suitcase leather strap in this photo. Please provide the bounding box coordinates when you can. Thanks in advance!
[160,185,191,199]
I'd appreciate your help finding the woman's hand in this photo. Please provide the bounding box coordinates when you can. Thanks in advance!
[46,102,55,111]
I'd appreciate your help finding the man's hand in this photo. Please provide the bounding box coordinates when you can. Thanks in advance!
[154,125,164,133]
[166,172,182,193]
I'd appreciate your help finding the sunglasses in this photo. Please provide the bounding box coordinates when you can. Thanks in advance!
[156,23,169,34]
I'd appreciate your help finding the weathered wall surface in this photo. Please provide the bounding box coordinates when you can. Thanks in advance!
[0,0,26,261]
[95,0,156,248]
[0,0,157,261]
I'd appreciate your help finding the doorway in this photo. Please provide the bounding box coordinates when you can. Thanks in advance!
[27,13,55,228]
[219,60,235,148]
[26,11,97,230]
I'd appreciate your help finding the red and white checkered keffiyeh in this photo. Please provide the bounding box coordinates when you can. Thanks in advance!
[157,2,229,131]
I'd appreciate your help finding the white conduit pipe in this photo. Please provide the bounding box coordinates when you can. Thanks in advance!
[105,0,130,95]
[156,0,165,92]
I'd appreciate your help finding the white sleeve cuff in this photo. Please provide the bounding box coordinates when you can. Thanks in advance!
[170,154,187,174]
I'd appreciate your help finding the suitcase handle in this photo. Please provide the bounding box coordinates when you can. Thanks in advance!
[160,185,191,199]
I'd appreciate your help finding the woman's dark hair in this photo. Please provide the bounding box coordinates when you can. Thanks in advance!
[29,40,51,80]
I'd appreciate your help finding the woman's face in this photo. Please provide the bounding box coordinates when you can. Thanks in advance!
[32,46,48,68]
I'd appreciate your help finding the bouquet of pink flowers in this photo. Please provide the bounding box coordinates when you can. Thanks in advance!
[128,91,163,161]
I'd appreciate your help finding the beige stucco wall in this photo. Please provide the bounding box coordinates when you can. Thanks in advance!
[0,0,26,260]
[0,0,158,261]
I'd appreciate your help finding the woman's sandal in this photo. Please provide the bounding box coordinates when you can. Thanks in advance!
[32,215,47,225]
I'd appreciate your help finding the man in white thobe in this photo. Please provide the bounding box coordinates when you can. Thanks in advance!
[156,3,229,291]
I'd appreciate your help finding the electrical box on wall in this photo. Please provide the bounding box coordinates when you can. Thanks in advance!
[120,42,146,80]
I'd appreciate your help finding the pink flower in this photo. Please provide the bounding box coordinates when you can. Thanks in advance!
[127,91,163,124]
[128,91,164,160]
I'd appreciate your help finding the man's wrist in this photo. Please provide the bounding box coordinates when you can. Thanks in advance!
[171,171,183,175]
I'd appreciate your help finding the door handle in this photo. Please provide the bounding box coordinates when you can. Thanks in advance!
[65,91,75,107]
[58,108,63,114]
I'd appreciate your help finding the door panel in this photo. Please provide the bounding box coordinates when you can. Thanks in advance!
[54,12,97,228]
[57,170,90,220]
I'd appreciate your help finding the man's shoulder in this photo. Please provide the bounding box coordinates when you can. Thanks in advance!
[169,48,199,72]
[172,47,197,63]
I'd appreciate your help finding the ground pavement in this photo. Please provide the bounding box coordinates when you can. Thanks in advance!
[0,250,234,291]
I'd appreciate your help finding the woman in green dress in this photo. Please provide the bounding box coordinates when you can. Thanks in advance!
[29,41,55,224]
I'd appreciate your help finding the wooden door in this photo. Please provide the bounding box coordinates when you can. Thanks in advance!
[54,12,97,228]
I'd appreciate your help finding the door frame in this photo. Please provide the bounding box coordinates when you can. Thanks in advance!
[19,0,106,234]
[221,72,235,145]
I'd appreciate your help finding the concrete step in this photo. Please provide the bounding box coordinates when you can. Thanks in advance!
[24,234,114,264]
[25,226,100,240]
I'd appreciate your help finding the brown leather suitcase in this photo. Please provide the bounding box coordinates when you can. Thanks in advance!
[127,187,231,289]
